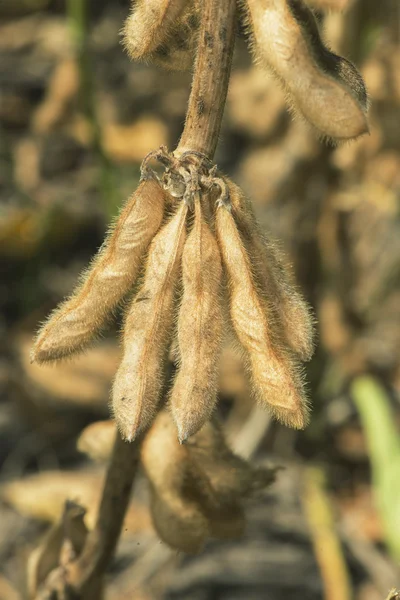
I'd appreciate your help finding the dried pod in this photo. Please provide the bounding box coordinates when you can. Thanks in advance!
[77,420,116,463]
[306,0,350,9]
[188,421,277,503]
[123,0,200,70]
[149,4,201,71]
[141,411,209,552]
[229,182,315,361]
[170,198,223,441]
[142,412,277,551]
[215,204,309,429]
[32,177,165,363]
[112,202,188,441]
[245,0,368,141]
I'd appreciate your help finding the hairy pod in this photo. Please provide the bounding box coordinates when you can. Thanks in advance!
[170,198,223,441]
[141,411,209,552]
[77,420,116,463]
[149,4,201,71]
[32,178,165,363]
[229,182,315,361]
[245,0,368,141]
[123,0,200,70]
[123,0,187,60]
[112,202,188,441]
[216,205,309,429]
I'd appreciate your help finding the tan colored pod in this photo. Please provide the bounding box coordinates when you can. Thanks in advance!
[149,4,201,71]
[170,199,223,441]
[77,420,116,463]
[123,0,187,61]
[141,411,209,552]
[112,202,188,441]
[245,0,368,141]
[32,178,165,363]
[216,205,309,429]
[229,182,315,361]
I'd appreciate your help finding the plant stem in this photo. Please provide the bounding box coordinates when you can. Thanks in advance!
[176,0,236,160]
[35,433,141,600]
[71,433,141,594]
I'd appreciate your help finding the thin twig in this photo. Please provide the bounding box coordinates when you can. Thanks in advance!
[176,0,236,159]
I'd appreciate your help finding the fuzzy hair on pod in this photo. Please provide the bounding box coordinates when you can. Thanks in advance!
[215,204,310,429]
[123,0,200,71]
[170,198,223,442]
[228,181,315,361]
[112,202,188,442]
[31,178,166,364]
[244,0,368,141]
[123,0,187,59]
[141,410,210,553]
[149,3,201,71]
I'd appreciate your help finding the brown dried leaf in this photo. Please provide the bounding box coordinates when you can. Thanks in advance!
[27,501,88,598]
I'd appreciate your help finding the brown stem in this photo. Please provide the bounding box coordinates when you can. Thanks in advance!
[71,433,141,593]
[35,433,141,600]
[176,0,236,160]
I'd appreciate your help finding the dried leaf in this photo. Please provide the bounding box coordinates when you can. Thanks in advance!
[27,501,88,597]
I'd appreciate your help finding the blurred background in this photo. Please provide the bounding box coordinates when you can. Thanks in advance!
[0,0,399,598]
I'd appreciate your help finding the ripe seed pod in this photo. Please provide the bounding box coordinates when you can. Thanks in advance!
[123,0,188,62]
[141,411,209,553]
[112,202,188,441]
[77,420,116,463]
[149,4,201,71]
[170,198,223,441]
[215,204,309,429]
[32,177,165,363]
[245,0,368,141]
[228,181,315,361]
